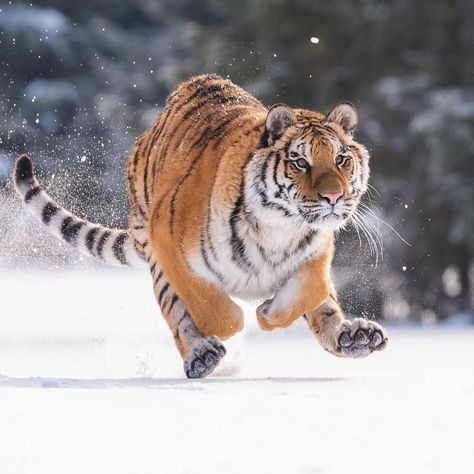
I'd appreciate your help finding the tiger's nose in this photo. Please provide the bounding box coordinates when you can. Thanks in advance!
[319,190,344,205]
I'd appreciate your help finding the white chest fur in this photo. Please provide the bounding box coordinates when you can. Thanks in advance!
[188,204,330,300]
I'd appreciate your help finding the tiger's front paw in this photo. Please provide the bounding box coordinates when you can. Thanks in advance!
[256,299,296,331]
[334,318,388,358]
[256,299,276,331]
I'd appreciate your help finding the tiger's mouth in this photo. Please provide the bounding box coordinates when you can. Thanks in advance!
[298,204,350,226]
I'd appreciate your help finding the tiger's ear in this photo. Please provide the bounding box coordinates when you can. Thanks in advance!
[326,102,358,136]
[265,104,296,145]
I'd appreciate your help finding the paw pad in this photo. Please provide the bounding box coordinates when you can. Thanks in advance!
[336,318,388,358]
[339,331,352,347]
[354,329,369,346]
[184,336,226,379]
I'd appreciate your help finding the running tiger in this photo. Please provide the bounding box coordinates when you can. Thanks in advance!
[14,74,388,378]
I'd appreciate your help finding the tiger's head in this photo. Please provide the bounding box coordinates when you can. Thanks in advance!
[247,102,370,231]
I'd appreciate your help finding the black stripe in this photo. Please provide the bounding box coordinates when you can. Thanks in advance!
[42,202,59,224]
[251,159,294,218]
[24,186,40,203]
[143,106,174,179]
[148,84,219,174]
[168,294,179,313]
[283,159,292,182]
[184,124,213,152]
[296,229,317,253]
[258,188,292,216]
[143,156,150,205]
[227,153,258,272]
[183,94,237,121]
[158,108,261,230]
[159,88,235,165]
[169,153,207,234]
[200,233,224,282]
[86,228,99,254]
[177,312,188,327]
[158,282,170,304]
[61,216,84,243]
[219,121,263,150]
[112,232,128,265]
[212,120,246,149]
[150,157,160,196]
[322,308,337,319]
[206,207,219,262]
[132,136,145,172]
[259,128,270,147]
[141,122,163,164]
[154,270,163,285]
[178,84,229,117]
[167,117,252,234]
[260,154,270,188]
[133,240,145,258]
[159,119,206,185]
[96,231,111,258]
[137,204,147,218]
[272,154,281,187]
[189,115,242,152]
[150,262,156,274]
[208,116,241,149]
[272,154,285,194]
[229,193,255,272]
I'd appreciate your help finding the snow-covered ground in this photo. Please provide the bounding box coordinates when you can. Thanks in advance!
[0,269,473,473]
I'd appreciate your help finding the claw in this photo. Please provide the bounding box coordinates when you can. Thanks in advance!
[377,340,387,351]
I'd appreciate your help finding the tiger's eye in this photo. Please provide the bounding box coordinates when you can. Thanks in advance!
[336,155,346,166]
[296,158,308,169]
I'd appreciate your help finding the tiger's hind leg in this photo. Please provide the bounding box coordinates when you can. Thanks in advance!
[129,212,229,378]
[148,258,226,378]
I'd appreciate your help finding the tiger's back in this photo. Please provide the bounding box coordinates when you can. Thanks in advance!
[128,74,266,248]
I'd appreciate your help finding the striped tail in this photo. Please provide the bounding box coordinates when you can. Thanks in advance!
[13,154,145,268]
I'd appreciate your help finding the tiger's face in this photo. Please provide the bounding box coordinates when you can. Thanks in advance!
[248,103,370,231]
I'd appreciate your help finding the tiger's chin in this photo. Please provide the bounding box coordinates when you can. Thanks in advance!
[301,210,349,230]
[320,213,348,230]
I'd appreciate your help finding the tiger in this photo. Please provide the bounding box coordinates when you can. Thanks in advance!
[13,73,388,378]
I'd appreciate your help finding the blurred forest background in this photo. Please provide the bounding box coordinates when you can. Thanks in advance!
[0,0,472,323]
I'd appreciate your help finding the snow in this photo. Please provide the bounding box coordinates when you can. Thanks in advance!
[0,270,473,473]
